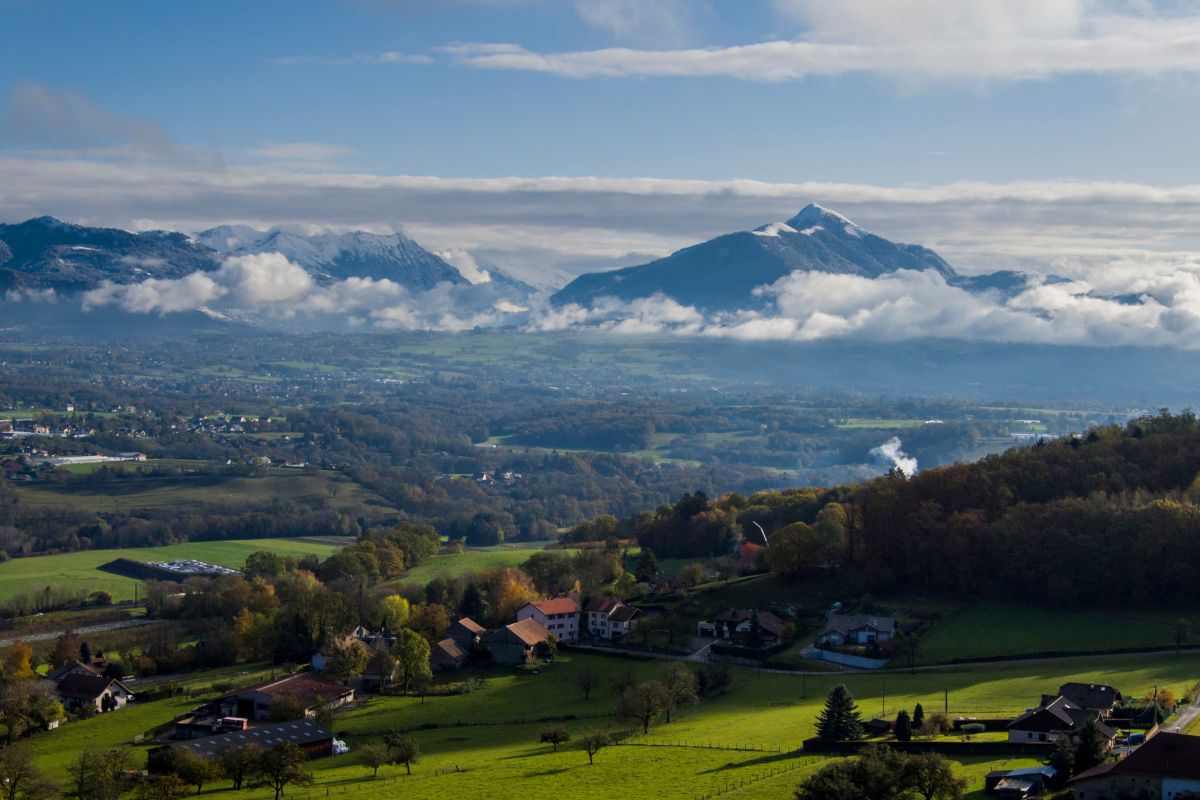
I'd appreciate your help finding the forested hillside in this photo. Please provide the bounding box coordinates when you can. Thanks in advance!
[575,411,1200,604]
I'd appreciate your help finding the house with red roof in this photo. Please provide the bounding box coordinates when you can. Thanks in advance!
[1070,732,1200,799]
[517,597,580,642]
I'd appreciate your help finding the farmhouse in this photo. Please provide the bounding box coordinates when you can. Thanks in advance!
[447,616,487,652]
[1050,682,1122,715]
[698,608,786,646]
[585,596,641,640]
[214,672,353,721]
[46,660,102,683]
[816,614,896,647]
[485,618,549,666]
[516,597,580,642]
[430,638,469,671]
[354,652,398,692]
[1069,732,1200,800]
[1007,695,1115,744]
[984,766,1057,798]
[55,673,134,712]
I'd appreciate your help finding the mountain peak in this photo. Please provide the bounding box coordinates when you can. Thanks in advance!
[786,203,863,236]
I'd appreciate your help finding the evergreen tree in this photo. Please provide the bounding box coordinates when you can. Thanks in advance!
[894,709,912,742]
[815,685,864,741]
[912,703,925,729]
[459,583,485,620]
[1046,736,1075,784]
[636,548,658,583]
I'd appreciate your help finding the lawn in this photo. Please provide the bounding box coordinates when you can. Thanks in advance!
[23,650,1200,799]
[917,601,1200,665]
[12,468,393,513]
[0,537,346,603]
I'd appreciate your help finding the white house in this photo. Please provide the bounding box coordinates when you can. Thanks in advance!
[816,614,896,647]
[585,596,640,640]
[517,597,580,642]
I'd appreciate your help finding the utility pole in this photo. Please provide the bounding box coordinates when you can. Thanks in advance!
[882,678,886,718]
[944,688,949,717]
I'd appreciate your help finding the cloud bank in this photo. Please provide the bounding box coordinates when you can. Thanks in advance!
[448,1,1200,82]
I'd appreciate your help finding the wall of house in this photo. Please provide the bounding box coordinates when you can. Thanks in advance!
[1073,774,1162,800]
[1164,777,1200,798]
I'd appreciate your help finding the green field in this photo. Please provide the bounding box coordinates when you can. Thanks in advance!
[22,650,1200,799]
[918,601,1200,665]
[0,538,347,603]
[390,547,572,587]
[835,418,928,430]
[12,468,393,512]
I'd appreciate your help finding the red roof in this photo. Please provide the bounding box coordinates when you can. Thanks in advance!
[504,618,550,646]
[1072,733,1200,782]
[224,672,352,707]
[454,617,486,634]
[527,598,579,616]
[586,596,621,614]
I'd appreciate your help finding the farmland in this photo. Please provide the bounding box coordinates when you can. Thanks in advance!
[22,650,1200,799]
[389,546,572,588]
[0,537,347,603]
[11,467,394,513]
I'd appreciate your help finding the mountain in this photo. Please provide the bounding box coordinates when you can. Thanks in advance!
[553,204,960,311]
[195,226,468,289]
[0,217,219,293]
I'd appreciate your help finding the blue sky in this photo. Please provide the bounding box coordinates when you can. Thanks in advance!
[5,0,1200,288]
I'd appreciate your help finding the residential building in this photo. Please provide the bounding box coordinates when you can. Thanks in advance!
[214,672,354,721]
[816,614,896,647]
[585,596,641,640]
[1007,695,1115,744]
[517,597,580,642]
[1051,682,1123,716]
[698,608,787,646]
[485,618,549,666]
[55,673,134,712]
[1070,732,1200,799]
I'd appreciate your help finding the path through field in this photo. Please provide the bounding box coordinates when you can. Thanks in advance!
[0,617,156,647]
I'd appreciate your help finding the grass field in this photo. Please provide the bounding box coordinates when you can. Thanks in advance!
[12,468,394,513]
[918,602,1200,664]
[22,650,1200,799]
[390,547,570,587]
[0,538,346,603]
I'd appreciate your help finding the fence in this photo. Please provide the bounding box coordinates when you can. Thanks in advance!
[802,736,1053,757]
[689,755,835,800]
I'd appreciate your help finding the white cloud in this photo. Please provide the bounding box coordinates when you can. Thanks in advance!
[448,2,1200,81]
[573,0,699,46]
[434,248,491,283]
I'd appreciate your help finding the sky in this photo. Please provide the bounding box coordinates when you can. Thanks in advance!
[7,0,1200,344]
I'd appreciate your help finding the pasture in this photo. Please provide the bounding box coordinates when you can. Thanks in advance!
[12,467,393,513]
[0,537,346,604]
[389,546,572,588]
[23,650,1200,799]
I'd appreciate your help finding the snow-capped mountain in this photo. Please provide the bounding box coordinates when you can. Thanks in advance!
[553,204,959,311]
[195,226,469,289]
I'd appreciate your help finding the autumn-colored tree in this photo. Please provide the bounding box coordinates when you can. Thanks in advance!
[482,568,537,625]
[50,630,81,668]
[391,628,431,693]
[378,594,411,630]
[320,637,371,683]
[2,641,34,680]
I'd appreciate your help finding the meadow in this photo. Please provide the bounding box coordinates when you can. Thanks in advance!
[22,650,1200,800]
[388,546,572,588]
[12,467,393,513]
[0,537,346,603]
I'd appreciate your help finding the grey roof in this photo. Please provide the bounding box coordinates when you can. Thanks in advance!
[172,720,331,759]
[822,613,897,636]
[1057,682,1122,710]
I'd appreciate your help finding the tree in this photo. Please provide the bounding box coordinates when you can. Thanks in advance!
[679,563,705,587]
[1073,717,1110,774]
[69,748,136,800]
[392,628,432,693]
[543,633,559,662]
[1046,735,1075,783]
[610,667,638,696]
[358,743,388,778]
[384,732,420,775]
[636,548,658,583]
[539,724,571,752]
[0,681,64,745]
[253,743,314,800]
[660,662,699,723]
[815,685,863,741]
[80,641,92,664]
[912,703,925,730]
[581,731,608,765]
[216,743,262,791]
[0,746,58,800]
[1,641,34,681]
[51,630,81,668]
[894,709,912,742]
[163,748,219,794]
[1176,617,1192,654]
[135,775,187,800]
[697,663,732,697]
[618,681,670,734]
[321,637,371,683]
[378,594,410,630]
[794,746,910,800]
[895,631,921,673]
[765,522,827,577]
[908,752,967,800]
[576,667,601,700]
[459,583,485,620]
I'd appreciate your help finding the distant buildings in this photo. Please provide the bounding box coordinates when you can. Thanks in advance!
[1070,732,1200,799]
[816,614,896,647]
